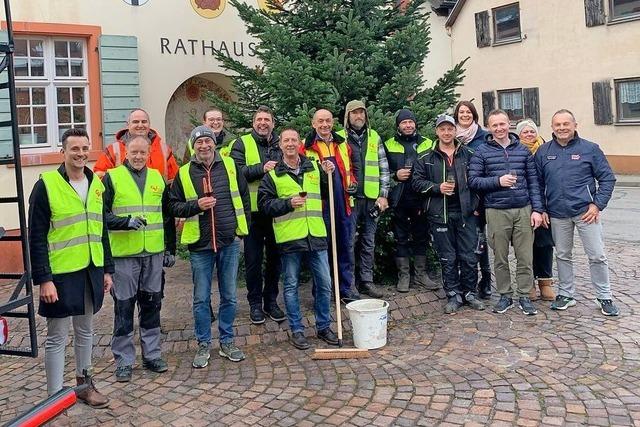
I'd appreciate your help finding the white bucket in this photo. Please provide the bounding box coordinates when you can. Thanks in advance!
[345,299,389,349]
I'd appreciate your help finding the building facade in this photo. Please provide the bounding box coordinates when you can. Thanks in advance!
[445,0,640,173]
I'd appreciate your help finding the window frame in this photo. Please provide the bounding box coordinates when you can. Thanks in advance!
[497,88,525,124]
[1,21,103,166]
[609,0,640,23]
[15,36,90,153]
[614,77,640,124]
[492,2,522,45]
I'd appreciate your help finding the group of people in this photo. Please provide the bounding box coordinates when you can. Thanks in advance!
[29,98,618,419]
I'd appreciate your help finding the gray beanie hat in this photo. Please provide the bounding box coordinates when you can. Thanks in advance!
[516,119,538,136]
[190,125,215,144]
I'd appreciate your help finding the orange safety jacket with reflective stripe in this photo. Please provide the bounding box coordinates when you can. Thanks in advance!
[93,128,179,182]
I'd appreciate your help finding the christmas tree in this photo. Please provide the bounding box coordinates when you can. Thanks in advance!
[208,0,467,282]
[207,0,467,139]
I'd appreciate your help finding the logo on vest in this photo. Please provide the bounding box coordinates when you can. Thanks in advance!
[150,184,162,193]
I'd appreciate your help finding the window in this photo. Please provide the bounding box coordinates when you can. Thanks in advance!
[492,3,521,43]
[498,89,524,122]
[615,79,640,122]
[14,37,89,151]
[610,0,640,20]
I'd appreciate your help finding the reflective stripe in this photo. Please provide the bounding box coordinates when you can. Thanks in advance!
[306,193,322,200]
[273,210,323,223]
[51,212,103,229]
[235,208,245,217]
[230,190,241,199]
[364,176,379,183]
[48,234,101,251]
[365,160,378,167]
[144,223,164,231]
[112,205,162,215]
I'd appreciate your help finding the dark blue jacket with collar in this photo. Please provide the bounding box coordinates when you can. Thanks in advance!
[534,133,616,219]
[468,132,544,212]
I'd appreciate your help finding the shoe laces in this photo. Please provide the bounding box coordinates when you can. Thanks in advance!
[599,299,613,307]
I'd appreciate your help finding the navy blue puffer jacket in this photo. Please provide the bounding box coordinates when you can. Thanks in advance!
[468,132,544,212]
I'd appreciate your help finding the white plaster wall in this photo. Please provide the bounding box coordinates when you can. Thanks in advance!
[448,0,640,155]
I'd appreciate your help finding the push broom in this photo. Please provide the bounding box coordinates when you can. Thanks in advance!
[312,168,370,360]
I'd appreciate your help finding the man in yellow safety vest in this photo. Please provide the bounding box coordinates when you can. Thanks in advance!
[28,128,113,419]
[258,128,339,350]
[168,125,250,368]
[230,106,285,325]
[103,135,176,382]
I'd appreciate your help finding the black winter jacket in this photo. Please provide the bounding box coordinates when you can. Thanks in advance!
[412,141,479,223]
[468,133,544,212]
[102,161,176,255]
[28,165,115,318]
[167,155,251,252]
[230,130,281,185]
[258,155,329,254]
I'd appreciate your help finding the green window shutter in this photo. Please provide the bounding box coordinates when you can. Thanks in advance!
[99,35,140,143]
[0,31,12,160]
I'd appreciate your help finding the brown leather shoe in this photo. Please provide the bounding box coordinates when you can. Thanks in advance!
[538,278,556,301]
[76,375,109,408]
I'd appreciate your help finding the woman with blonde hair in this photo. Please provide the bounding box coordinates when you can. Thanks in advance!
[517,119,555,301]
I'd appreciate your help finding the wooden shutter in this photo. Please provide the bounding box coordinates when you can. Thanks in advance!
[99,35,140,143]
[481,91,496,127]
[0,31,12,160]
[523,87,540,126]
[584,0,606,27]
[475,11,491,48]
[592,81,613,125]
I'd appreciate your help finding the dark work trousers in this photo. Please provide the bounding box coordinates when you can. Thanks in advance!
[533,226,554,279]
[323,155,355,295]
[476,212,492,274]
[392,206,429,258]
[245,211,280,309]
[111,253,163,367]
[430,212,478,297]
[351,198,378,285]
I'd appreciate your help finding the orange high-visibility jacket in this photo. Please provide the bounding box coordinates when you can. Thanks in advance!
[93,128,179,182]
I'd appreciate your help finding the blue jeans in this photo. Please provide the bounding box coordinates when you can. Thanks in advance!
[189,240,240,344]
[281,250,332,333]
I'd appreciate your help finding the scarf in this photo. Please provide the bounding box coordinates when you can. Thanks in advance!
[456,122,479,144]
[522,136,544,154]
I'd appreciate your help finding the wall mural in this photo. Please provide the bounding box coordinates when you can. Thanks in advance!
[165,75,231,158]
[190,0,227,18]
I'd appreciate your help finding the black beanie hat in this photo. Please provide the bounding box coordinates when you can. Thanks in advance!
[396,109,417,127]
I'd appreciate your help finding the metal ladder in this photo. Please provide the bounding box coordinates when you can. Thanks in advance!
[0,0,38,358]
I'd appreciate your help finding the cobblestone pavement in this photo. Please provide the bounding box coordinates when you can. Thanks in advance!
[1,238,639,426]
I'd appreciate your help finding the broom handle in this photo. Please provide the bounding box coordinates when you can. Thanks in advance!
[326,167,343,347]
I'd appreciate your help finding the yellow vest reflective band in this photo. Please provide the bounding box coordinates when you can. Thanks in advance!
[107,165,165,257]
[337,128,380,199]
[41,170,105,274]
[178,157,249,245]
[187,137,231,157]
[269,162,327,244]
[240,133,262,212]
[383,136,434,155]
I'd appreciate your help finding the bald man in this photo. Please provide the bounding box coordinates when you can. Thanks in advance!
[303,109,360,303]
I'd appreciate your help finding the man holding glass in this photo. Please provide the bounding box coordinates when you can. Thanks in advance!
[412,115,484,314]
[468,110,544,316]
